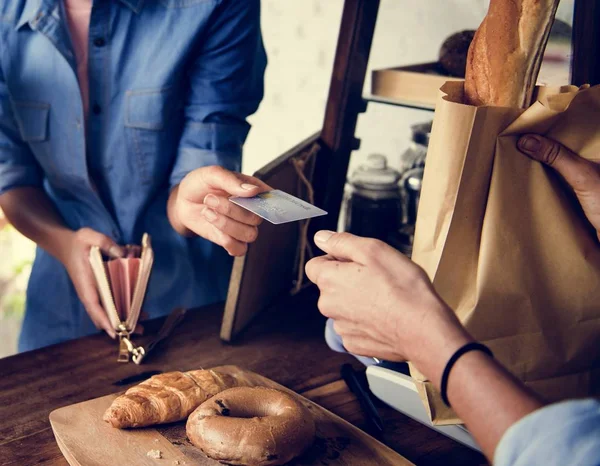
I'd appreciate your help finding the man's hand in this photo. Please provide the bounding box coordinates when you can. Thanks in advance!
[518,134,600,237]
[305,231,471,374]
[169,166,271,256]
[57,228,124,338]
[306,234,546,462]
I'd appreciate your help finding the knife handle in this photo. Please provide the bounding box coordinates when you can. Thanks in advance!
[341,363,385,437]
[134,307,187,365]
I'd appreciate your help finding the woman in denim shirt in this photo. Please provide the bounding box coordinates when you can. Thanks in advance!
[0,0,268,351]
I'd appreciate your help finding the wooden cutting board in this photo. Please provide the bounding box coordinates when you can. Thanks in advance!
[50,365,412,466]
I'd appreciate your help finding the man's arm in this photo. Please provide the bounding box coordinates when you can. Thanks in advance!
[306,231,542,460]
[411,320,543,458]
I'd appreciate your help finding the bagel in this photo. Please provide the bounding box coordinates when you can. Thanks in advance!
[186,387,316,466]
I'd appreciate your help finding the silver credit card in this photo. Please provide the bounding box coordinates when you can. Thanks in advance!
[229,189,328,225]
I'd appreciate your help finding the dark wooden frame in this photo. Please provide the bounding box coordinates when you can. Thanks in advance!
[311,0,380,233]
[571,0,600,86]
[221,133,320,341]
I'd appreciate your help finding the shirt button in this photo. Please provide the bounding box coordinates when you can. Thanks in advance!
[93,38,106,47]
[93,104,102,115]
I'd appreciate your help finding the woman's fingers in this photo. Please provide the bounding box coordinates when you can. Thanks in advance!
[180,204,248,256]
[181,166,271,202]
[205,222,248,256]
[77,267,116,338]
[203,194,263,226]
[173,166,274,255]
[202,207,259,244]
[77,227,124,258]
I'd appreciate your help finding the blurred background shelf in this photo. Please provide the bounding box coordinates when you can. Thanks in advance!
[363,94,435,112]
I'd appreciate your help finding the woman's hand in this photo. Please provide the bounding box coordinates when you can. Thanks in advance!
[57,228,124,339]
[305,231,472,377]
[169,166,271,256]
[518,134,600,238]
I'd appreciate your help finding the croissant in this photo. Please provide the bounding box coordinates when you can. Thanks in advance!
[104,369,238,428]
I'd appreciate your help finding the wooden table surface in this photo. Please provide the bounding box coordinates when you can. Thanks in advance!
[0,292,486,466]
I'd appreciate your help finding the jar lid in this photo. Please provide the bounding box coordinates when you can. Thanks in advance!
[404,167,424,192]
[350,154,401,190]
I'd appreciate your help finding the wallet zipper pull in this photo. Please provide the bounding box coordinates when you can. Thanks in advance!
[117,325,146,364]
[118,333,132,363]
[117,324,131,363]
[131,346,146,365]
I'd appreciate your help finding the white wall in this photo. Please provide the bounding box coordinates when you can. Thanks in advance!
[244,0,575,176]
[243,0,345,175]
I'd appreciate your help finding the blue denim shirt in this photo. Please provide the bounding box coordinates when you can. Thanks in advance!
[0,0,266,351]
[495,399,600,466]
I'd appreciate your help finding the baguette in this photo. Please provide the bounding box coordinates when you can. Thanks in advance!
[464,0,560,108]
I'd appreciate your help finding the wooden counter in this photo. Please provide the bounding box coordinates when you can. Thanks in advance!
[0,291,486,466]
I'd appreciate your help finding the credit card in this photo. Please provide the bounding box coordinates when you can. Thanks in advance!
[229,189,328,225]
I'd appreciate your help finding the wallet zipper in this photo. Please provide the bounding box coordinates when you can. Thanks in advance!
[89,245,121,329]
[126,233,153,331]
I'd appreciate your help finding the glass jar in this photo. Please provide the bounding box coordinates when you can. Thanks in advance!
[390,167,424,258]
[343,154,403,243]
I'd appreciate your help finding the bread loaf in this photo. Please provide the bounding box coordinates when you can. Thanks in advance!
[464,0,560,108]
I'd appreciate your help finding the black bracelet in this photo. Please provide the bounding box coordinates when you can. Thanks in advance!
[440,342,493,407]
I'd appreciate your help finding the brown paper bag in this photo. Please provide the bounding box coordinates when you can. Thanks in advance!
[410,81,600,425]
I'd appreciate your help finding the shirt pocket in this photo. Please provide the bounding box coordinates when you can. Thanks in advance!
[159,0,219,8]
[125,86,179,185]
[12,101,50,143]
